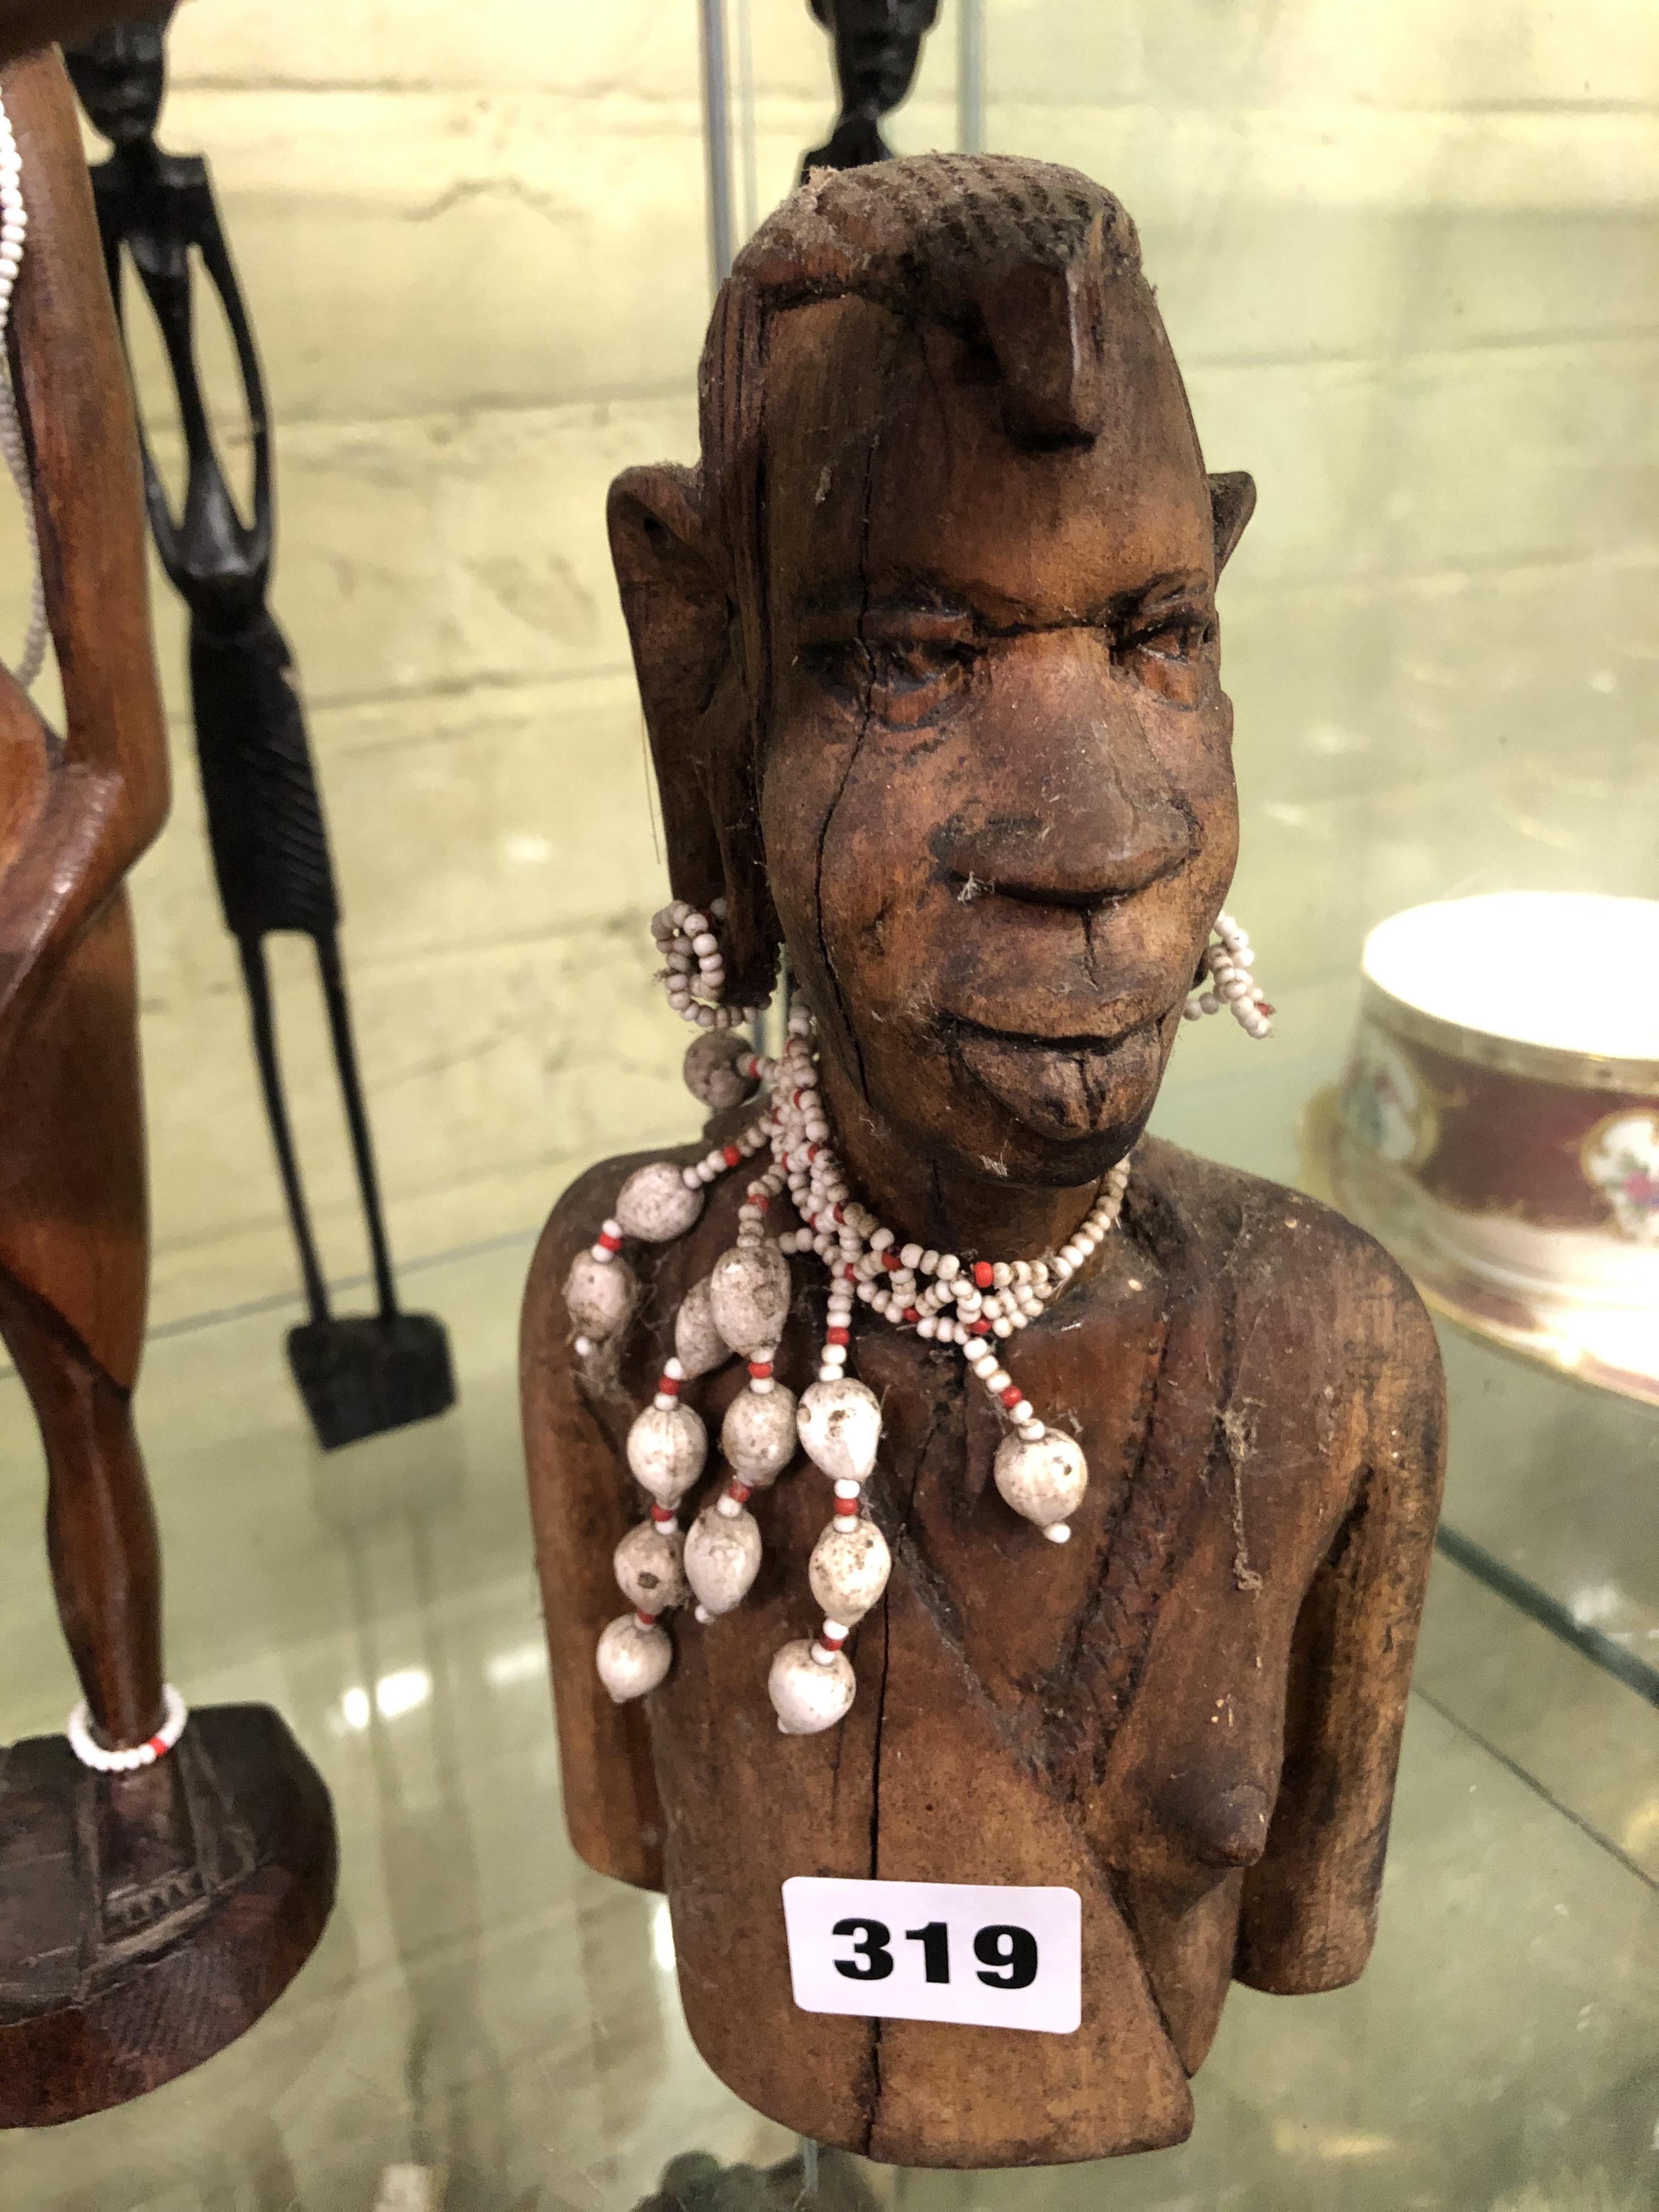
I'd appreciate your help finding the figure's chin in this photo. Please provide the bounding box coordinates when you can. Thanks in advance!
[953,1022,1165,1154]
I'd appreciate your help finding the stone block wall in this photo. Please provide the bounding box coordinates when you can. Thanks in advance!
[0,1,1649,1322]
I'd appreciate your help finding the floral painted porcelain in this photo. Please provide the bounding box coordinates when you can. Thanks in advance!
[1313,893,1659,1404]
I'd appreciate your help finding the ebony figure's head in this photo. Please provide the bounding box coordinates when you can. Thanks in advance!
[65,4,178,150]
[611,154,1255,1195]
[810,0,941,121]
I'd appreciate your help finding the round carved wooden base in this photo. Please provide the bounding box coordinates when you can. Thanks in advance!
[0,1702,337,2128]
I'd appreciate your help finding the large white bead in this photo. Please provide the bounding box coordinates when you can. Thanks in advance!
[683,1031,760,1110]
[596,1613,673,1703]
[721,1383,798,1483]
[708,1239,792,1355]
[684,1503,762,1617]
[616,1161,703,1243]
[565,1249,636,1342]
[768,1639,856,1735]
[797,1378,883,1484]
[993,1428,1088,1532]
[674,1277,730,1379]
[613,1520,689,1613]
[627,1401,708,1506]
[808,1517,891,1624]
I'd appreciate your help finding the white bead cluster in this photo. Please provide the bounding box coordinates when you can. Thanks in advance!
[579,895,1269,1731]
[571,985,1131,1734]
[651,897,770,1032]
[66,1683,189,1774]
[1183,911,1273,1040]
[0,91,46,692]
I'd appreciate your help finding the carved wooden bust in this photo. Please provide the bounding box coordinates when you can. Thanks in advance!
[523,154,1445,2169]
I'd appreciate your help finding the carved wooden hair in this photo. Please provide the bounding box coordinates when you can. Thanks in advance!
[702,153,1144,539]
[607,154,1242,1008]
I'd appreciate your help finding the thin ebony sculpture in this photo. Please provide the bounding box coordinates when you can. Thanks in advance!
[65,13,455,1451]
[801,0,941,180]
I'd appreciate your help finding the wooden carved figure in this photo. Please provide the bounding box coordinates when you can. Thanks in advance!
[64,9,455,1451]
[0,49,334,2128]
[802,0,941,180]
[523,156,1446,2168]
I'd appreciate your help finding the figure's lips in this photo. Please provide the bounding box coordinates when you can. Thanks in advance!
[943,1012,1166,1141]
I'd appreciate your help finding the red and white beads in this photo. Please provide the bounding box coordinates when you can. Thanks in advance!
[599,1500,690,1703]
[582,895,1267,1731]
[778,1372,890,1733]
[577,990,1138,1730]
[67,1683,188,1774]
[1185,911,1273,1040]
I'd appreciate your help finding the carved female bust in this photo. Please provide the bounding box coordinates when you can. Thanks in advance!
[522,154,1444,2168]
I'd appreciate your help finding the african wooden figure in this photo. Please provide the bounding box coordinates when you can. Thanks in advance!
[0,47,334,2128]
[802,0,941,180]
[522,155,1445,2166]
[65,8,455,1451]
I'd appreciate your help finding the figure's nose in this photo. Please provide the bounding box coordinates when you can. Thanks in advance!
[934,631,1194,905]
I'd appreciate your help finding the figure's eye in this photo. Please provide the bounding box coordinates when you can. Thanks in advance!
[802,635,973,729]
[1122,613,1217,704]
[1134,620,1211,659]
[866,639,972,726]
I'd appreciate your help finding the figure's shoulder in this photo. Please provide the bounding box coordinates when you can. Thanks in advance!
[524,1142,695,1314]
[1131,1133,1437,1365]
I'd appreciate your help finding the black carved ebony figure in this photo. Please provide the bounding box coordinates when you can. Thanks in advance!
[802,0,941,179]
[65,12,454,1450]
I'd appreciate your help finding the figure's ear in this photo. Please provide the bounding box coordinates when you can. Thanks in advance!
[608,463,730,911]
[607,464,779,1008]
[1208,470,1256,575]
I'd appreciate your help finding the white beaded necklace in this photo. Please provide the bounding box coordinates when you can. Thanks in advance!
[569,992,1131,1737]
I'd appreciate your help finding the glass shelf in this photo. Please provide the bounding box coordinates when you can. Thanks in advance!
[2,1223,1653,2208]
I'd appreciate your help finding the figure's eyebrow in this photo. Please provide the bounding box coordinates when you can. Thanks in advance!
[793,570,1216,641]
[794,593,978,644]
[1110,571,1215,622]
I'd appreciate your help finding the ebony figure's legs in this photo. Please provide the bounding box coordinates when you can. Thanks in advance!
[314,928,399,1319]
[236,929,332,1324]
[238,927,400,1323]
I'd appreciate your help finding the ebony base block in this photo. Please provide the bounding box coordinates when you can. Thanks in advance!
[0,1702,337,2128]
[287,1311,456,1451]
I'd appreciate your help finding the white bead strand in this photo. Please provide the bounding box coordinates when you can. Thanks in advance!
[66,1683,188,1774]
[597,1612,674,1703]
[613,1508,690,1615]
[575,985,1148,1737]
[720,1353,798,1489]
[0,94,46,692]
[599,1494,691,1705]
[684,1498,763,1621]
[769,1637,857,1735]
[625,1361,708,1509]
[651,896,771,1032]
[1184,910,1273,1039]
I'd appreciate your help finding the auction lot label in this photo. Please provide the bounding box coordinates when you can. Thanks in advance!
[782,1877,1081,2035]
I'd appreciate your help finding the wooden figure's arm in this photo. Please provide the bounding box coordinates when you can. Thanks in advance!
[0,47,167,1075]
[1234,1260,1447,1993]
[522,1167,666,1892]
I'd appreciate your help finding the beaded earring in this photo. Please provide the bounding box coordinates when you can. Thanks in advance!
[1184,911,1274,1038]
[651,898,771,1034]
